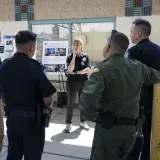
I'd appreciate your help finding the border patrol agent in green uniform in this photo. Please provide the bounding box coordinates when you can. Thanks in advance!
[79,30,160,160]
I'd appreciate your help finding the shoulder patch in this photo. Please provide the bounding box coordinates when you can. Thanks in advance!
[92,67,100,73]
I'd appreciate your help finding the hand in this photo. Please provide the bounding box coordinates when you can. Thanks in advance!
[70,72,76,75]
[76,71,83,75]
[67,70,75,75]
[82,68,93,74]
[87,68,93,76]
[72,52,76,58]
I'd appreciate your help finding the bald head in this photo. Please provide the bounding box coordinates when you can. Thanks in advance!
[110,32,129,53]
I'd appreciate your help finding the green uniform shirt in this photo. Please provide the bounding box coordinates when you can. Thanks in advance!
[80,53,160,121]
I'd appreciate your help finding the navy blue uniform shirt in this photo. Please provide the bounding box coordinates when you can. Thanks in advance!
[127,38,160,113]
[0,52,56,111]
[66,53,91,82]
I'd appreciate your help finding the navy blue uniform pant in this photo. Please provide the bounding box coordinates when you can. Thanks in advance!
[6,115,45,160]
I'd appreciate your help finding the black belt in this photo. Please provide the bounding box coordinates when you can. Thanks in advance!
[9,110,36,118]
[97,112,137,128]
[114,117,136,125]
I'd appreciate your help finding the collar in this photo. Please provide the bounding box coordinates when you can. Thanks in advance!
[14,52,29,58]
[109,53,124,58]
[138,38,150,45]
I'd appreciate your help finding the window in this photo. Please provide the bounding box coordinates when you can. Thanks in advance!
[21,5,27,13]
[15,0,34,21]
[32,24,69,60]
[72,22,114,64]
[15,13,21,21]
[134,0,143,7]
[15,0,21,6]
[125,0,152,16]
[28,0,34,5]
[31,19,115,65]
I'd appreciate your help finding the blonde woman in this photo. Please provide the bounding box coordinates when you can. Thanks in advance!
[64,39,91,133]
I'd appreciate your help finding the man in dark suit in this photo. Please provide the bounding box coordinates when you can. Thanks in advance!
[127,19,160,160]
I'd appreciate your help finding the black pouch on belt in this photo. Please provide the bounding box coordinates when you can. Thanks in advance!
[99,111,115,129]
[42,107,52,128]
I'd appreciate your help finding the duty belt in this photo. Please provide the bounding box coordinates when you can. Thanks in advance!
[97,111,137,129]
[9,110,36,118]
[114,117,136,125]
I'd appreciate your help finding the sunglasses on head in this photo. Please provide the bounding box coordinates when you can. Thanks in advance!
[108,30,118,47]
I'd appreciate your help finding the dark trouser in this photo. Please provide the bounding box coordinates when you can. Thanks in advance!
[66,80,86,124]
[127,113,151,160]
[90,124,136,160]
[6,115,45,160]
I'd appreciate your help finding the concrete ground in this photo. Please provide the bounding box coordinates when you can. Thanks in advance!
[0,107,95,160]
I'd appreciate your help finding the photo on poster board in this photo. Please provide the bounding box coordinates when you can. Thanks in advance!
[4,36,16,59]
[0,44,5,61]
[44,64,65,73]
[0,45,4,54]
[45,48,56,56]
[42,41,68,75]
[55,48,66,56]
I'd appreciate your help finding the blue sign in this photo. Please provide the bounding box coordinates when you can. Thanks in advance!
[4,35,15,39]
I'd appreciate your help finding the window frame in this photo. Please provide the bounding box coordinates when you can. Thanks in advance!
[29,17,116,64]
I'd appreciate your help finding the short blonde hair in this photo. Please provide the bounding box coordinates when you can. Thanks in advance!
[73,39,83,46]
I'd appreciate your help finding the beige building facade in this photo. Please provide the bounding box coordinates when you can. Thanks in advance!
[0,0,160,20]
[0,0,160,63]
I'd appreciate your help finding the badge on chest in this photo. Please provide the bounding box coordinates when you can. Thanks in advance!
[81,57,86,66]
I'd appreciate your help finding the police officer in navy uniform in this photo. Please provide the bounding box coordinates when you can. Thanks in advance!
[127,19,160,160]
[0,31,56,160]
[64,39,91,133]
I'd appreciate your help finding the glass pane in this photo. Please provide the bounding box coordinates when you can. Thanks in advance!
[72,22,114,65]
[134,0,142,7]
[32,24,69,61]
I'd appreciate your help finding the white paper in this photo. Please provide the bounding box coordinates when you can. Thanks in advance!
[4,36,16,59]
[42,41,68,75]
[0,43,5,61]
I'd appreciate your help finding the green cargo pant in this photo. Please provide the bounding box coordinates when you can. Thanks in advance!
[90,124,136,160]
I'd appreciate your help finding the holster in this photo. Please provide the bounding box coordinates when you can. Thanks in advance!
[42,107,52,128]
[36,104,52,128]
[135,107,144,138]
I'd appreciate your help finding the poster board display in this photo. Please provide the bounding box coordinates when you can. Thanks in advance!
[0,43,5,61]
[32,42,37,60]
[42,41,68,75]
[4,35,16,59]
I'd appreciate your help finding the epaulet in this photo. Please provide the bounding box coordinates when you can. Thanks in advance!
[29,58,45,70]
[2,58,11,64]
[30,58,41,66]
[27,58,45,73]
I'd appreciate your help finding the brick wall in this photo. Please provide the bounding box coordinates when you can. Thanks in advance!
[0,0,159,21]
[35,0,124,20]
[0,0,14,21]
[152,0,160,15]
